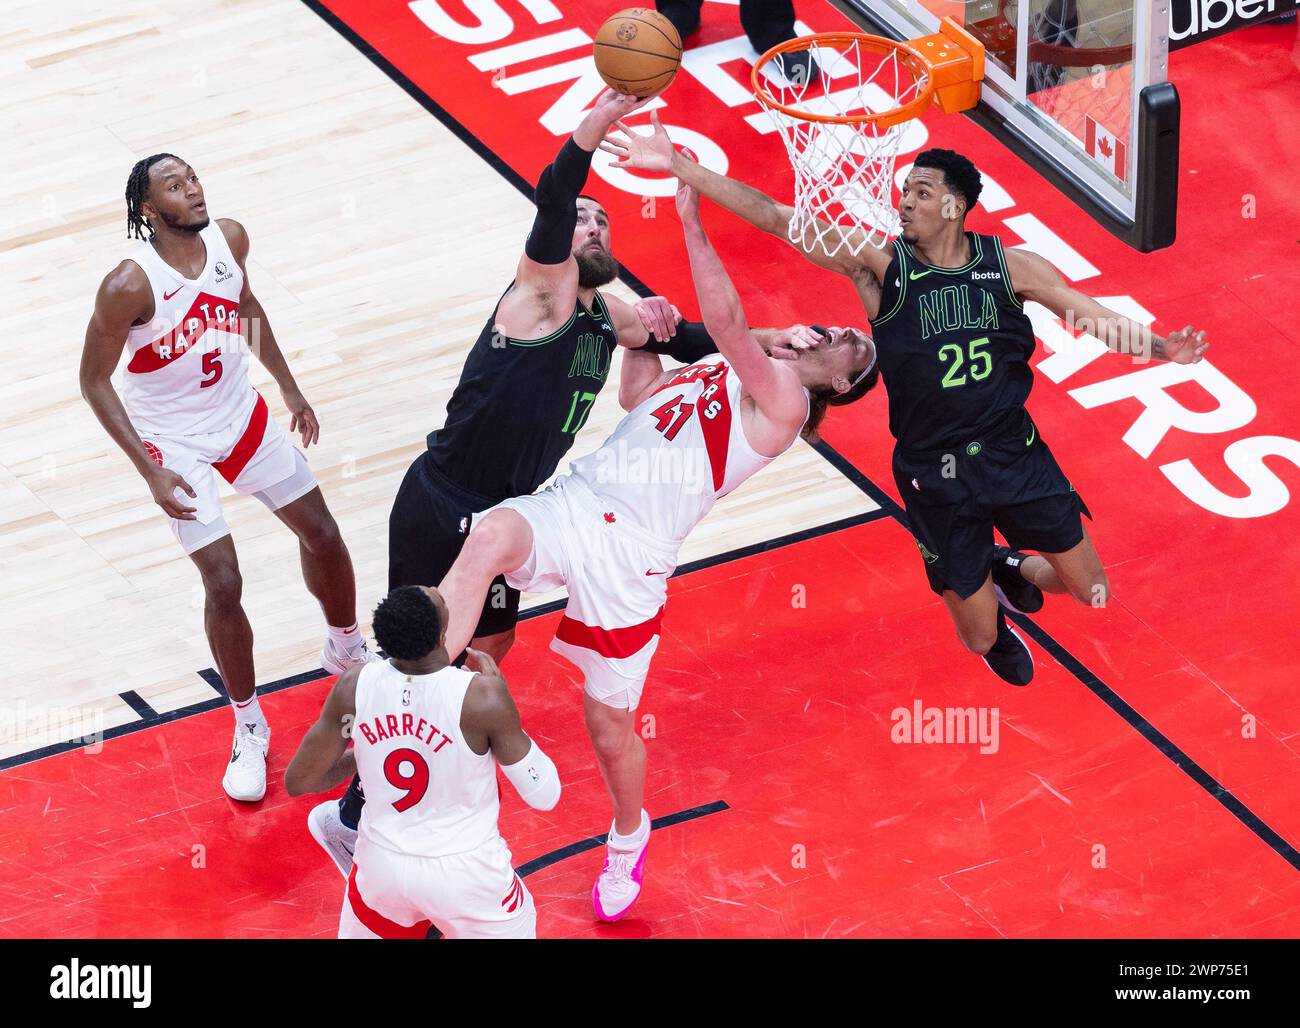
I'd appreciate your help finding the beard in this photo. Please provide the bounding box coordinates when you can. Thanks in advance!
[158,209,209,233]
[576,246,618,288]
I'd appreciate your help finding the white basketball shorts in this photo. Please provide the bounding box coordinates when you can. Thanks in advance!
[477,473,677,711]
[133,392,317,554]
[339,834,535,940]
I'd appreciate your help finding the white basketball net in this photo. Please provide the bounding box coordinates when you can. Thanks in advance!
[755,38,928,256]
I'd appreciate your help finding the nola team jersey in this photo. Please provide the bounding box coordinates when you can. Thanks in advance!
[352,660,502,859]
[428,285,617,501]
[120,222,253,437]
[869,232,1036,452]
[569,356,806,546]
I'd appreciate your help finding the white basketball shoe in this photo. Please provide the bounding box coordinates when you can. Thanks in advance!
[308,800,358,877]
[222,723,270,802]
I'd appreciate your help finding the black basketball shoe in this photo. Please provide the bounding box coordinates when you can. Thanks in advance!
[991,545,1044,614]
[982,610,1034,686]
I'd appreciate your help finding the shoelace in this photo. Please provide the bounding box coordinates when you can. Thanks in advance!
[235,725,269,755]
[604,849,636,884]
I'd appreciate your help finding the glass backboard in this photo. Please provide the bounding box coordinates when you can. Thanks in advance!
[841,0,1179,250]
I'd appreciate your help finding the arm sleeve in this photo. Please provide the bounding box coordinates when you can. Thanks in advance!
[639,320,718,364]
[499,737,561,811]
[524,137,595,266]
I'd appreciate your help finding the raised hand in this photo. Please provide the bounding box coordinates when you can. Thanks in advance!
[1161,325,1209,364]
[600,110,675,172]
[675,177,700,223]
[590,88,658,126]
[464,647,501,678]
[634,296,680,342]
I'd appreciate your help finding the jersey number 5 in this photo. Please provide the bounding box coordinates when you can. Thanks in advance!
[384,748,429,812]
[938,336,991,389]
[200,349,223,389]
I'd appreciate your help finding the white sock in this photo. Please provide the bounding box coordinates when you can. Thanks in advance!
[609,809,650,849]
[327,621,363,654]
[232,692,267,733]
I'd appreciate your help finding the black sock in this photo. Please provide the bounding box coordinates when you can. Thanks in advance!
[338,774,365,831]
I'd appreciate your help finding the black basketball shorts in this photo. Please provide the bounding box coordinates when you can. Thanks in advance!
[387,451,520,638]
[891,411,1092,599]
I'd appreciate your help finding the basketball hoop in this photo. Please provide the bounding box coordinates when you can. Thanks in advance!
[752,18,984,255]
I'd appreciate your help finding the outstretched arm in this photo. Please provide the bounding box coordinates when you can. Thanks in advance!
[1007,249,1209,364]
[601,112,893,282]
[497,90,656,339]
[676,181,807,431]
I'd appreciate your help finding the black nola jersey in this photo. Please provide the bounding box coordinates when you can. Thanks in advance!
[870,233,1036,452]
[428,285,617,500]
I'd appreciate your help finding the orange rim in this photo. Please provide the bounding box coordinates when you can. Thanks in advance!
[750,32,936,127]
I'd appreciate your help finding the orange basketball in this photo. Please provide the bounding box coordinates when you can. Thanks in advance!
[593,8,682,96]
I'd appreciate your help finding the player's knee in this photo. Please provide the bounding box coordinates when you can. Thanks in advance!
[297,513,343,555]
[957,625,998,656]
[474,629,515,664]
[463,513,513,567]
[202,564,243,609]
[586,717,633,764]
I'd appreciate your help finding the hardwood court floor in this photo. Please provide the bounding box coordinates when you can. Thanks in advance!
[0,0,873,761]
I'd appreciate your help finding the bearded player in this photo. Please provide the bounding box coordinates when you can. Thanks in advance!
[605,119,1209,686]
[434,178,878,920]
[307,90,809,872]
[80,155,374,802]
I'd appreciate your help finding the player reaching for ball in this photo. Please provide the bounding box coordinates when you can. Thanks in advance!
[604,118,1210,686]
[287,586,559,939]
[307,89,814,874]
[432,176,878,921]
[79,155,375,803]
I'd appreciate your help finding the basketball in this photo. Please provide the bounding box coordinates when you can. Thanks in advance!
[593,8,682,96]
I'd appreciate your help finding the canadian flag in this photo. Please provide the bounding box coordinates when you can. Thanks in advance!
[1084,114,1127,182]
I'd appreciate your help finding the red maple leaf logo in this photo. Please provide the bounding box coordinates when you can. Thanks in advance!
[1098,136,1112,159]
[603,512,616,524]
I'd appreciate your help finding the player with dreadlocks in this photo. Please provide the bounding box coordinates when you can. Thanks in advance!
[80,154,376,803]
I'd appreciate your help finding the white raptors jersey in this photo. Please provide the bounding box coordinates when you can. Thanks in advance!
[570,356,808,545]
[121,222,254,437]
[352,660,502,858]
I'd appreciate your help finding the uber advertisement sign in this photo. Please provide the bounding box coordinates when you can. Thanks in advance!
[1170,0,1298,49]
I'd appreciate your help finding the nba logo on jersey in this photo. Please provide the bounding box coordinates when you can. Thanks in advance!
[458,516,469,534]
[401,686,412,707]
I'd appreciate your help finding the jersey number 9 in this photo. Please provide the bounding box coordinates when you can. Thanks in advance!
[384,748,430,812]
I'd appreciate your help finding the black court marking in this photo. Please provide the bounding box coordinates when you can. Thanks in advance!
[517,508,891,621]
[515,801,729,878]
[10,0,1292,880]
[0,512,887,772]
[0,667,331,773]
[817,439,1300,873]
[1006,610,1300,872]
[117,690,158,720]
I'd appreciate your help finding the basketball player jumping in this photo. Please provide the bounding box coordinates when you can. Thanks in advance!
[287,586,558,939]
[433,176,878,921]
[308,88,805,870]
[604,119,1208,686]
[80,155,374,802]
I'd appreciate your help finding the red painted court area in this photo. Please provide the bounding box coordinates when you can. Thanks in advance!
[2,3,1299,937]
[4,521,1298,938]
